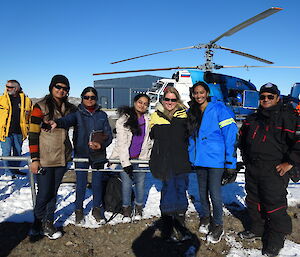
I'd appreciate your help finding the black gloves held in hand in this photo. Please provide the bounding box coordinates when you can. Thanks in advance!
[221,168,237,185]
[123,165,134,179]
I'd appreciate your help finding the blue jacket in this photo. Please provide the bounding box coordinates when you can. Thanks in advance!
[56,104,112,158]
[188,98,238,169]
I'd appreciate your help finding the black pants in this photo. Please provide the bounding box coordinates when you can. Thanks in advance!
[34,166,67,222]
[245,160,292,249]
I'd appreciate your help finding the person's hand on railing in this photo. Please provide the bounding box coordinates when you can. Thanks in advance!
[123,165,134,180]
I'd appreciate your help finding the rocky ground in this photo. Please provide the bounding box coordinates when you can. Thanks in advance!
[0,206,299,257]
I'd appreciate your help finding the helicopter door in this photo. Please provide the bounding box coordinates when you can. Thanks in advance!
[243,90,259,109]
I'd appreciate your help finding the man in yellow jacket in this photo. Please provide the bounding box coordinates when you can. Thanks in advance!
[0,80,32,178]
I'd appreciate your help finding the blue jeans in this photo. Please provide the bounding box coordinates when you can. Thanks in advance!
[119,164,146,207]
[75,162,103,210]
[160,173,189,215]
[0,133,23,174]
[34,166,67,222]
[196,167,224,225]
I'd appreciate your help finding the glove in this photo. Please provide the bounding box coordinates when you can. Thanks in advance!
[123,165,134,180]
[221,168,237,185]
[288,165,300,183]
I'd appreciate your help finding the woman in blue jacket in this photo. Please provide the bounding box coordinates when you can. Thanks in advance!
[187,82,237,244]
[51,87,112,225]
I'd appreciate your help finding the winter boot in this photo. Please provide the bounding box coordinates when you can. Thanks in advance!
[207,224,224,243]
[122,206,132,223]
[42,220,62,240]
[238,230,261,240]
[29,218,42,236]
[134,204,143,221]
[92,206,106,224]
[161,215,177,242]
[199,216,210,234]
[75,209,84,225]
[174,213,192,241]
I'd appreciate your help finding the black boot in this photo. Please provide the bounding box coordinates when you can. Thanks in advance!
[161,215,177,242]
[29,218,42,236]
[173,213,192,241]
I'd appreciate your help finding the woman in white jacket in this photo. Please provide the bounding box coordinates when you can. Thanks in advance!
[110,94,152,221]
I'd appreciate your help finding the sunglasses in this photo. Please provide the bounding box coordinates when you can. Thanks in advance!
[83,95,97,100]
[163,97,177,102]
[6,85,16,89]
[259,95,275,100]
[54,84,69,92]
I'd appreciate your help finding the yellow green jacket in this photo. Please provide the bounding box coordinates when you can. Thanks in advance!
[0,91,32,141]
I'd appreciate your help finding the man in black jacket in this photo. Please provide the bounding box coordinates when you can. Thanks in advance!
[238,83,300,257]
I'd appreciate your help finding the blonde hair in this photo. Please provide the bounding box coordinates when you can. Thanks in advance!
[163,86,183,105]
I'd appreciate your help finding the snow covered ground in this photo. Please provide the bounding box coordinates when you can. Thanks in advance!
[0,139,300,256]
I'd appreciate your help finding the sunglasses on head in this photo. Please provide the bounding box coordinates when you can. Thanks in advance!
[259,95,275,100]
[163,97,177,102]
[83,95,97,100]
[54,84,69,92]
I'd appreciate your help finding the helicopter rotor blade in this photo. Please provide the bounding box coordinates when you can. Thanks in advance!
[219,46,273,64]
[219,65,300,69]
[110,46,196,64]
[210,7,282,44]
[93,66,202,76]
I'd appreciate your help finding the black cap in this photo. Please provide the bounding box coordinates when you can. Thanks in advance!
[49,75,70,93]
[259,82,280,95]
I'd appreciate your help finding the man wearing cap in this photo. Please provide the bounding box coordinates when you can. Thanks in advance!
[238,83,300,256]
[0,80,32,178]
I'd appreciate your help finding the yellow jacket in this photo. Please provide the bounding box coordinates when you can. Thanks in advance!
[0,91,32,141]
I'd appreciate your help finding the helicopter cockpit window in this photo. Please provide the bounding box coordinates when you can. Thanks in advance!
[228,89,243,106]
[149,81,164,92]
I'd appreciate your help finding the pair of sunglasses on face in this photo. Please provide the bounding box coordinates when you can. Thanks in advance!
[54,84,69,92]
[163,97,177,102]
[6,85,16,89]
[82,95,97,100]
[259,94,275,100]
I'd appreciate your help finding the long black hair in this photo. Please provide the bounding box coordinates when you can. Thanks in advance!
[187,81,210,138]
[117,93,150,136]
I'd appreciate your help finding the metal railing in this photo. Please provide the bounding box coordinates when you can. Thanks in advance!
[0,156,149,207]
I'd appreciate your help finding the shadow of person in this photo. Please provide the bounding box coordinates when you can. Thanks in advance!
[132,218,200,257]
[0,222,31,256]
[222,182,251,231]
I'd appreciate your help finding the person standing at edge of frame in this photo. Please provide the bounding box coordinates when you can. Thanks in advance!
[149,87,192,242]
[238,83,300,257]
[187,81,238,244]
[0,80,32,178]
[29,75,76,240]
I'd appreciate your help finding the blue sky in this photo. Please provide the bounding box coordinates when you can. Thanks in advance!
[0,0,299,97]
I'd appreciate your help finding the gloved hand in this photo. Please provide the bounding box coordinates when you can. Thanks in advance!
[221,168,237,185]
[123,165,134,180]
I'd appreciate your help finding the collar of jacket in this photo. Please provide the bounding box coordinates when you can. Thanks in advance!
[258,102,282,119]
[155,102,187,121]
[78,103,101,115]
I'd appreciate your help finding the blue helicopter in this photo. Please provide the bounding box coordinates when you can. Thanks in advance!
[93,7,300,119]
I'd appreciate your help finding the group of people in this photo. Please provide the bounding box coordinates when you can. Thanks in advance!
[0,75,299,257]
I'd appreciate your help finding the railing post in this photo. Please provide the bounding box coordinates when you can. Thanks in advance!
[28,158,37,207]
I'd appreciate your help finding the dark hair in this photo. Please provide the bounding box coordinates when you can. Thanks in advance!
[118,93,150,136]
[43,75,73,120]
[81,87,98,100]
[187,81,210,138]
